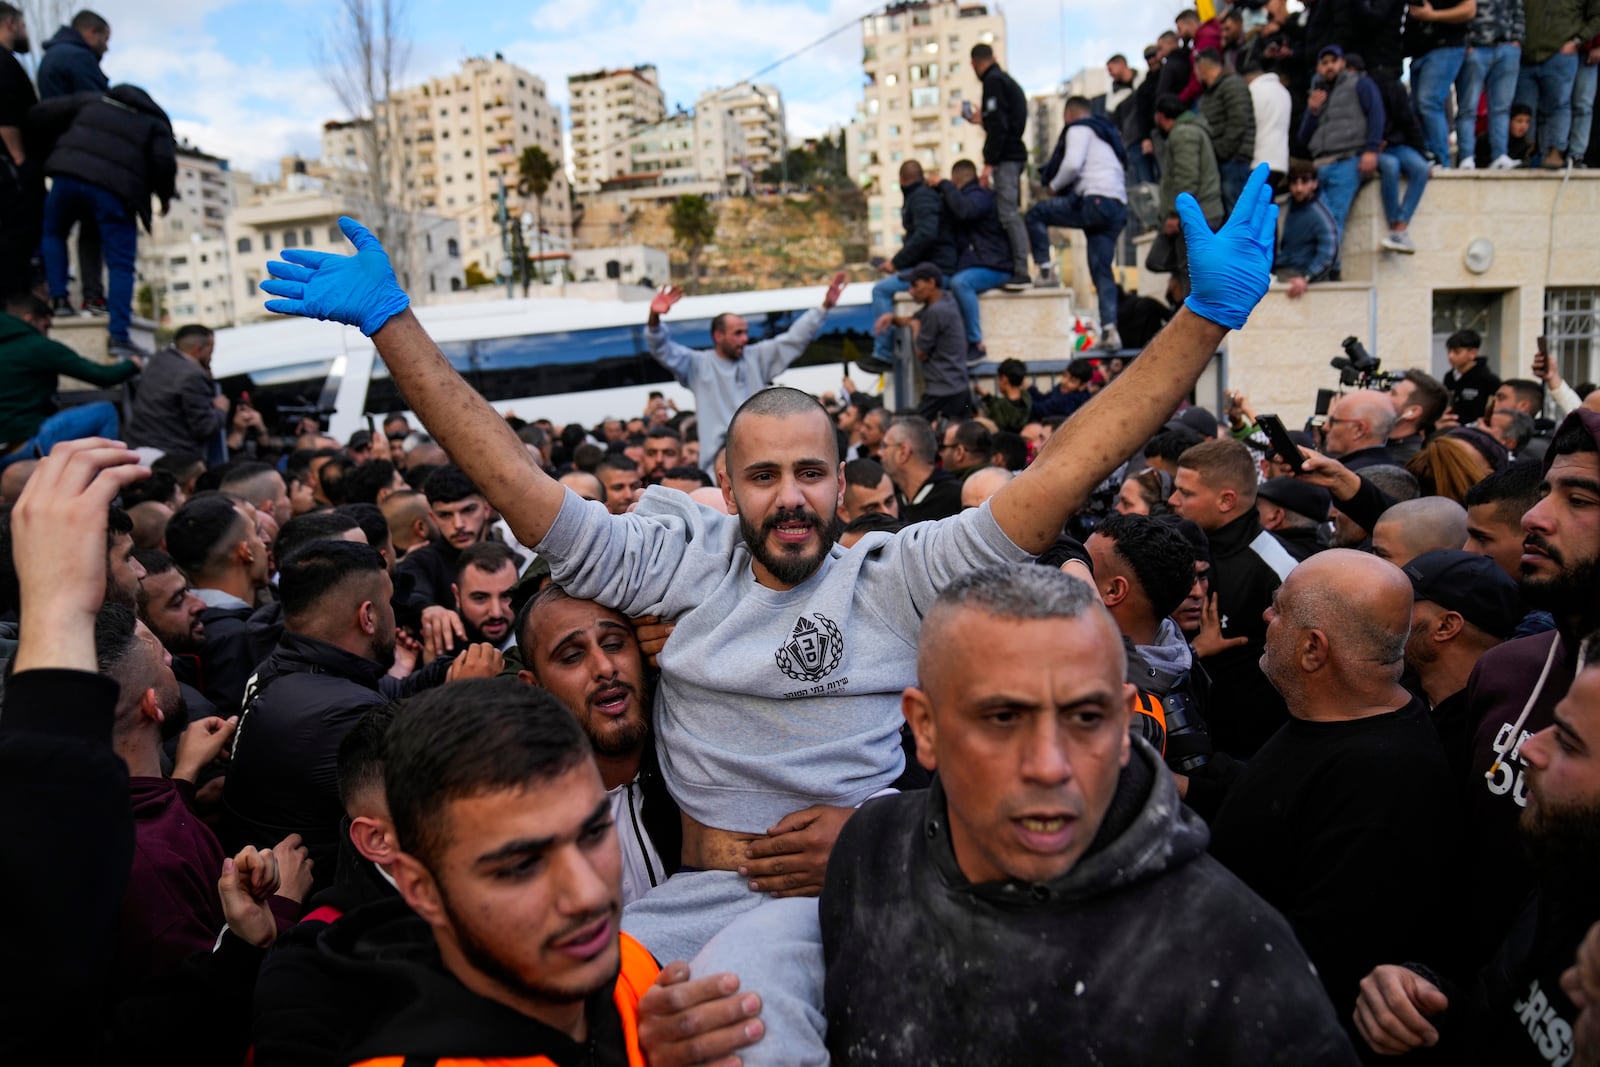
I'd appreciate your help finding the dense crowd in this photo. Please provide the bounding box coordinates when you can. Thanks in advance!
[3,163,1600,1067]
[7,4,1600,1067]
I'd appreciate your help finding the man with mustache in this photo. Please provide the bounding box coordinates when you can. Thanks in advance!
[1456,409,1600,970]
[451,542,517,652]
[256,167,1279,965]
[515,586,679,905]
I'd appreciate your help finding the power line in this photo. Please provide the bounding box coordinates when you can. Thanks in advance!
[570,3,882,176]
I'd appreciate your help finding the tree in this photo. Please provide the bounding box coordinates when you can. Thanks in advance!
[319,0,414,288]
[16,0,70,76]
[516,145,556,293]
[668,195,717,291]
[463,262,492,288]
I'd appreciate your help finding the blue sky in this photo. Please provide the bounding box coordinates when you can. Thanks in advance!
[76,0,1176,176]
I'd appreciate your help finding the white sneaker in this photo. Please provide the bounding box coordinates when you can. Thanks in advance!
[1381,230,1416,254]
[1099,325,1122,351]
[1458,157,1477,170]
[1489,154,1520,170]
[1034,265,1060,289]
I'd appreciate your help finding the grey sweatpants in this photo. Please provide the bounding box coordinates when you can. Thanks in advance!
[995,159,1030,277]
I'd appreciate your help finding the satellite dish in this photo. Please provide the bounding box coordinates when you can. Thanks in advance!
[1464,238,1494,275]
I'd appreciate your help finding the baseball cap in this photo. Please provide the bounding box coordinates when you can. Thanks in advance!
[1402,549,1523,640]
[1318,44,1344,60]
[1257,477,1331,522]
[1165,406,1220,439]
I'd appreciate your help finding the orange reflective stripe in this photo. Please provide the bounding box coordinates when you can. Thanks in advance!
[350,1059,560,1066]
[1135,690,1168,757]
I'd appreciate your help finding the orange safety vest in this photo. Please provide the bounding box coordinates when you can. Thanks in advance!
[350,931,659,1067]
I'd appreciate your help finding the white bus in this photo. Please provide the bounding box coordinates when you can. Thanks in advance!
[209,281,886,442]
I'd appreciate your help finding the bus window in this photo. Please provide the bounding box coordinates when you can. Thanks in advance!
[218,358,335,433]
[363,341,474,414]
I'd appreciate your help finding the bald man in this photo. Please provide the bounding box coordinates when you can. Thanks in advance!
[1369,496,1469,568]
[959,465,1013,509]
[1207,550,1457,1040]
[1323,391,1399,471]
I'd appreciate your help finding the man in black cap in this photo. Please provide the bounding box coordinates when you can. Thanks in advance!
[1402,549,1522,779]
[1254,477,1330,561]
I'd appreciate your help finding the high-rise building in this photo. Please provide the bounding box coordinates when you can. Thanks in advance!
[361,56,571,277]
[136,144,252,327]
[568,65,667,192]
[846,0,1007,258]
[695,82,787,194]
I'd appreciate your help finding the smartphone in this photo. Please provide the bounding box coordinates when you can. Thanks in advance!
[1257,413,1305,473]
[961,100,975,121]
[1534,335,1551,380]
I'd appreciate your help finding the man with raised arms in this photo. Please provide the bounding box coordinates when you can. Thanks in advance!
[258,165,1278,964]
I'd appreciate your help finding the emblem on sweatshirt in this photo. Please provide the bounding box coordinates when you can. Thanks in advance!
[776,613,844,682]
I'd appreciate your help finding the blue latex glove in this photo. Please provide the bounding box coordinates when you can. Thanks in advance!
[260,217,411,337]
[1178,162,1277,331]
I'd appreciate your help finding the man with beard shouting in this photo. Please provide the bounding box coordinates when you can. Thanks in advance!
[257,166,1280,962]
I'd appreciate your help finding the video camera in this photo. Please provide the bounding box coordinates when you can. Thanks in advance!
[1328,336,1400,388]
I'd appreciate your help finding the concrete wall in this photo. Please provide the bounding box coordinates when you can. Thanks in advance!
[1131,170,1600,424]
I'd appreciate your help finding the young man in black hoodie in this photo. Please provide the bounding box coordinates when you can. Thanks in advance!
[313,680,664,1067]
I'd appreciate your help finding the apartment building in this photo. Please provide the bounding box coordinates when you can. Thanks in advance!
[695,82,787,193]
[846,0,1007,257]
[369,56,571,276]
[569,64,667,191]
[225,173,462,325]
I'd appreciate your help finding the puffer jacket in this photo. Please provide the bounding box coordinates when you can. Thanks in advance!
[30,84,176,231]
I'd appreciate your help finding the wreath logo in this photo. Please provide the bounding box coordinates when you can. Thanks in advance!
[775,613,844,682]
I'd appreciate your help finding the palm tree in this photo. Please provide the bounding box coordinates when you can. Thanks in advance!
[517,145,557,291]
[669,194,717,291]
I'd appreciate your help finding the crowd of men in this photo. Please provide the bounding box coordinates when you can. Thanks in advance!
[8,164,1600,1067]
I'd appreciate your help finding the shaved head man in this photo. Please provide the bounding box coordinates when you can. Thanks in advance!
[558,470,606,505]
[1370,497,1470,568]
[380,490,439,561]
[1209,549,1457,1033]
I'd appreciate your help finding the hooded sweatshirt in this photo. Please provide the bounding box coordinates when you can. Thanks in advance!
[35,26,108,99]
[820,740,1360,1065]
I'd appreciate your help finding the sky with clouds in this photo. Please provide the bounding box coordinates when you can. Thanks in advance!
[60,0,1178,177]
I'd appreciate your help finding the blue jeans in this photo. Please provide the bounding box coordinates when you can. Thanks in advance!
[1457,43,1523,163]
[1378,145,1430,224]
[870,274,911,361]
[1024,193,1127,330]
[1315,157,1364,269]
[1410,46,1468,163]
[1126,150,1158,185]
[0,401,120,470]
[1572,59,1598,161]
[949,266,1010,344]
[1517,51,1581,156]
[1219,158,1252,212]
[42,176,136,342]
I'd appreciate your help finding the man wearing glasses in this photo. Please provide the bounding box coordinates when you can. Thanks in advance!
[1320,390,1399,471]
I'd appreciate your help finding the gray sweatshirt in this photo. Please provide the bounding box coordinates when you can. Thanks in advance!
[645,307,828,474]
[535,485,1031,832]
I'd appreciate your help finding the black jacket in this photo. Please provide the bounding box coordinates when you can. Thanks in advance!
[890,180,959,274]
[1444,357,1502,425]
[1209,699,1460,1030]
[30,85,176,231]
[1336,442,1399,472]
[1132,65,1161,147]
[937,178,1010,273]
[125,345,228,454]
[821,742,1359,1065]
[194,600,271,714]
[978,63,1029,164]
[36,26,108,99]
[394,537,461,613]
[1199,510,1297,758]
[896,467,963,525]
[220,632,393,889]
